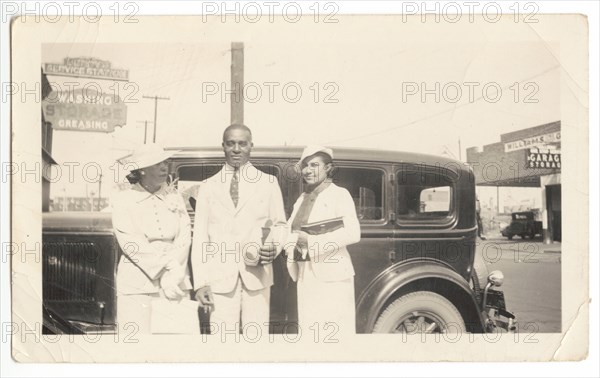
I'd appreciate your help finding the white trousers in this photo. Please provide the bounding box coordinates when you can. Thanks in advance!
[297,262,356,336]
[117,293,159,335]
[117,290,199,334]
[209,276,270,336]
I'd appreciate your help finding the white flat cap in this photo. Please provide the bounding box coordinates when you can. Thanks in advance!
[299,145,334,164]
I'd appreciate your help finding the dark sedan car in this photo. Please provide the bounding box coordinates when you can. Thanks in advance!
[43,146,516,335]
[501,211,543,240]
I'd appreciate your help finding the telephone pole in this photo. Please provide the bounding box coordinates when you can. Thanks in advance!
[97,173,103,211]
[231,42,244,125]
[136,120,153,144]
[142,95,170,143]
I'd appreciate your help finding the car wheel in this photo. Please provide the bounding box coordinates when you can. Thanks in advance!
[520,234,527,239]
[373,291,466,334]
[507,235,513,240]
[530,229,536,239]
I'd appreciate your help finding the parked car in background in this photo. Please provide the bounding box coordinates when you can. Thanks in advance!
[501,210,543,240]
[43,147,516,335]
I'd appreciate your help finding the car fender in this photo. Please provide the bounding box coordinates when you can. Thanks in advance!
[356,258,485,333]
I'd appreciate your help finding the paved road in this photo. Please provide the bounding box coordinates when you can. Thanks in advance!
[475,237,561,333]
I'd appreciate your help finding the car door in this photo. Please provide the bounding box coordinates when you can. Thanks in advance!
[393,162,473,280]
[326,162,396,303]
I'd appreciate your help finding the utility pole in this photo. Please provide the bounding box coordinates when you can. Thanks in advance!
[142,95,170,143]
[62,187,67,212]
[86,182,90,211]
[136,120,153,144]
[231,42,244,125]
[98,173,103,211]
[497,186,500,214]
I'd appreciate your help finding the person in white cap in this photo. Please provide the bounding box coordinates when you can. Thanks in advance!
[285,145,361,335]
[112,143,197,334]
[191,124,287,335]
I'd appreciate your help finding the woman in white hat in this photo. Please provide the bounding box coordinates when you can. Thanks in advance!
[112,144,197,334]
[285,145,361,335]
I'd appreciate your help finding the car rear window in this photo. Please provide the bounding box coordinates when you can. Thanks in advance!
[396,165,456,226]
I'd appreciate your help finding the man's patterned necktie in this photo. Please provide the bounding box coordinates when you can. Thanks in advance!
[230,168,239,207]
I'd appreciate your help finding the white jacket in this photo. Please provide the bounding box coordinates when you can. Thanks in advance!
[191,163,287,293]
[286,183,361,282]
[112,183,192,295]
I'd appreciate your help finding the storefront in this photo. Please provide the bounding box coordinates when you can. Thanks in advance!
[41,56,129,212]
[466,121,561,242]
[41,70,56,212]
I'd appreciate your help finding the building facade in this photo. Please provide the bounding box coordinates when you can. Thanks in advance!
[467,121,561,242]
[42,70,56,212]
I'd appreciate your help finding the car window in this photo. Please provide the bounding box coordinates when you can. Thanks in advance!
[329,166,385,222]
[176,163,282,212]
[396,166,455,225]
[176,164,222,211]
[420,186,451,213]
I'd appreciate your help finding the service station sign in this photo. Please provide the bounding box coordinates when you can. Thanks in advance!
[42,88,127,133]
[44,57,129,81]
[42,57,129,132]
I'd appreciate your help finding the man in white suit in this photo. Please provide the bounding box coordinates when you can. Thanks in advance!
[191,124,287,334]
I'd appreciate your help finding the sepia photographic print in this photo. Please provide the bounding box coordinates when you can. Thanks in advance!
[3,1,595,372]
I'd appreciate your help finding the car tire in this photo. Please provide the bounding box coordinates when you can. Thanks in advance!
[507,235,513,240]
[373,291,466,334]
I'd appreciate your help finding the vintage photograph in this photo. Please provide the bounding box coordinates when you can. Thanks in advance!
[8,9,589,364]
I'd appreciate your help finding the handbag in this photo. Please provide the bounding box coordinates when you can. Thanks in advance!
[150,296,200,334]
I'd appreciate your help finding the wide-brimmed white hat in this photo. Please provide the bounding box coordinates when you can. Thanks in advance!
[299,145,334,165]
[117,143,178,171]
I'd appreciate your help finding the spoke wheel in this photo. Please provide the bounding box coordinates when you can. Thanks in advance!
[373,291,466,334]
[393,311,448,334]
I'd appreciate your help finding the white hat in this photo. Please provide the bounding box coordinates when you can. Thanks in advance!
[299,145,334,165]
[117,143,179,171]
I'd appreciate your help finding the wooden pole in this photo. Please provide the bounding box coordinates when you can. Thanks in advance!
[136,120,152,144]
[142,95,170,143]
[231,42,244,125]
[98,173,102,211]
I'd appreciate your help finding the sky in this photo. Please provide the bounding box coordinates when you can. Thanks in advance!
[40,16,563,199]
